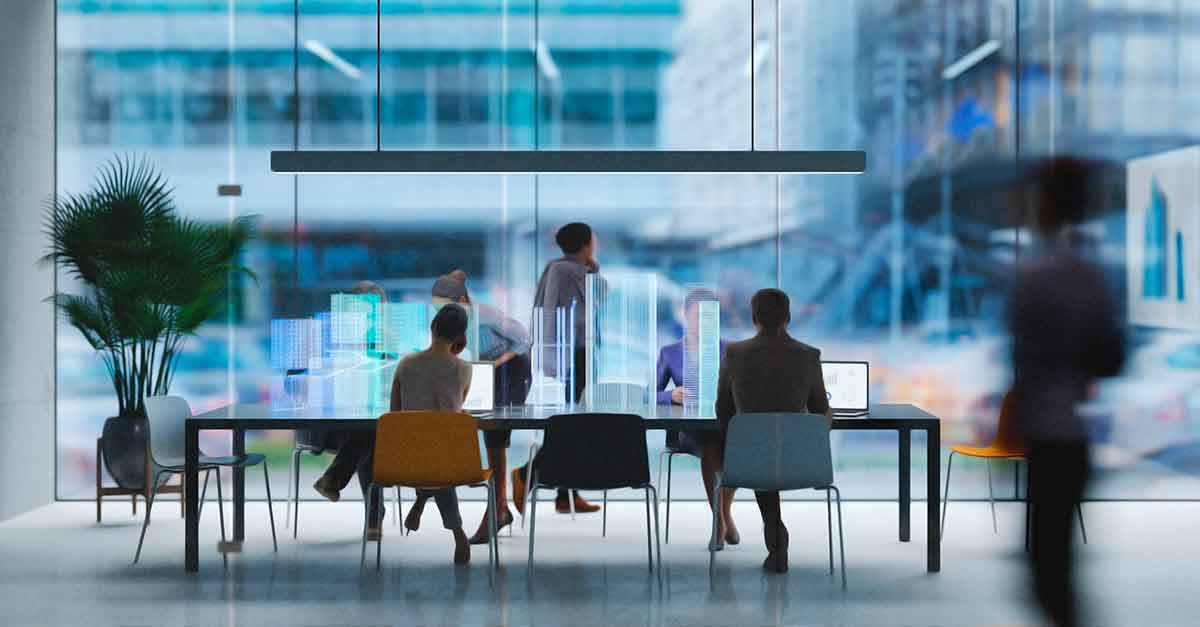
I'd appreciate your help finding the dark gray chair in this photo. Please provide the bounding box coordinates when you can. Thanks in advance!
[136,395,277,565]
[527,413,661,580]
[710,412,846,588]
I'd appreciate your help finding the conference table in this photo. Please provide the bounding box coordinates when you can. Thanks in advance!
[184,402,941,573]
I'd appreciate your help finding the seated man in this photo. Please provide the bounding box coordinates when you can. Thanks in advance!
[715,288,831,574]
[314,305,476,565]
[656,288,739,548]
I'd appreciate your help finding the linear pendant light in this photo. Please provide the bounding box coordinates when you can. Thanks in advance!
[277,0,865,176]
[270,150,867,175]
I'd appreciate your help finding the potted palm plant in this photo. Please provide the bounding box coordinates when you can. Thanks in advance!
[44,156,255,491]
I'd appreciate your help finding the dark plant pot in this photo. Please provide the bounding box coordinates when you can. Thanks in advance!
[101,416,149,490]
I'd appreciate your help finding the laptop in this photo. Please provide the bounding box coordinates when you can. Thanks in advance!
[821,361,869,417]
[463,362,495,416]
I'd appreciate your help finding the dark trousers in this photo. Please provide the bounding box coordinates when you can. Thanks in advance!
[754,490,783,548]
[323,432,383,527]
[1029,441,1090,627]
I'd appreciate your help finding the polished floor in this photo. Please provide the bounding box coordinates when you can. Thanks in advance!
[0,499,1196,626]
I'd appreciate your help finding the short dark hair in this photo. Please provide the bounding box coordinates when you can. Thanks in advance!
[431,304,469,341]
[555,222,593,254]
[751,288,790,330]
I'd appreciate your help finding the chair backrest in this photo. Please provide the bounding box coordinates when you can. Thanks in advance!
[722,412,833,491]
[537,413,649,490]
[144,395,193,465]
[990,390,1026,454]
[372,411,485,488]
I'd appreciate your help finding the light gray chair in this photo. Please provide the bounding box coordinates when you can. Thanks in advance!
[136,396,278,564]
[710,412,846,588]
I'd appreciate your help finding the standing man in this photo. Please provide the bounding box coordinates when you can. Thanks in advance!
[1009,158,1125,627]
[714,288,831,573]
[512,222,601,515]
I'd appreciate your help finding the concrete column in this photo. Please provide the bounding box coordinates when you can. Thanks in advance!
[0,0,56,521]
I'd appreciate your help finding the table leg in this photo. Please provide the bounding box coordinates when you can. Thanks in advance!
[899,427,911,542]
[926,423,941,572]
[185,423,200,573]
[233,428,246,543]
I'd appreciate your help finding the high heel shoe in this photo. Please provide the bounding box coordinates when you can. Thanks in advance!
[404,496,427,535]
[468,507,514,545]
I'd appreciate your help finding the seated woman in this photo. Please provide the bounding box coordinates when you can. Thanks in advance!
[657,289,739,548]
[426,269,531,544]
[315,305,476,564]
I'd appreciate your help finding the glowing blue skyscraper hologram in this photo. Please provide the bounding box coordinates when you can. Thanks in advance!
[585,273,657,416]
[681,286,720,417]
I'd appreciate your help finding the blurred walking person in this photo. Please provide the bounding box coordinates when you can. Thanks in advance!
[1008,157,1125,627]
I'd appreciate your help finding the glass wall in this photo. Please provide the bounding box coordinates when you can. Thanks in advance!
[56,0,1200,501]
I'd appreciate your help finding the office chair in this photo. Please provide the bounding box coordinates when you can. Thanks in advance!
[711,412,846,588]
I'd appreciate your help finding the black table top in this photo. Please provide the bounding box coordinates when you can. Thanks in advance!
[189,402,939,431]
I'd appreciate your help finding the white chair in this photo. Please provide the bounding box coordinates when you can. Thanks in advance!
[710,412,846,588]
[136,396,278,564]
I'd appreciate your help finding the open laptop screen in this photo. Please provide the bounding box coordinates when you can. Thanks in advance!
[463,362,495,412]
[821,361,869,413]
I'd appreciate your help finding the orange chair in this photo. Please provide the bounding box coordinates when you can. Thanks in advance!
[941,392,1088,544]
[360,411,498,581]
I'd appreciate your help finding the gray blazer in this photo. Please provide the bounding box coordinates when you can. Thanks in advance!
[715,333,830,432]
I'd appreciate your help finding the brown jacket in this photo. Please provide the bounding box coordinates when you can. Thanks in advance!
[715,332,830,432]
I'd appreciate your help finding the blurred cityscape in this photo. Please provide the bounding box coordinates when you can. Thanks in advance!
[56,0,1200,501]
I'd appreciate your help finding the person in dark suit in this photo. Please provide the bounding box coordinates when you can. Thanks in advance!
[1009,158,1125,627]
[715,288,831,573]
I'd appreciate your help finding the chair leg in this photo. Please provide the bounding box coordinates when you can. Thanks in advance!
[215,469,228,568]
[708,475,721,575]
[648,485,662,583]
[133,471,168,564]
[527,475,540,574]
[665,453,673,545]
[986,459,998,534]
[826,488,834,575]
[643,487,653,572]
[285,447,298,530]
[520,441,539,530]
[359,484,371,567]
[1076,502,1088,544]
[375,489,383,570]
[292,449,302,539]
[832,485,846,589]
[393,487,401,527]
[262,463,278,552]
[940,451,955,540]
[602,490,608,537]
[199,469,211,520]
[487,478,498,587]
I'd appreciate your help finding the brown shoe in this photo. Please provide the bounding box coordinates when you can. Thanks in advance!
[556,492,601,514]
[404,495,427,535]
[511,468,527,515]
[313,476,340,503]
